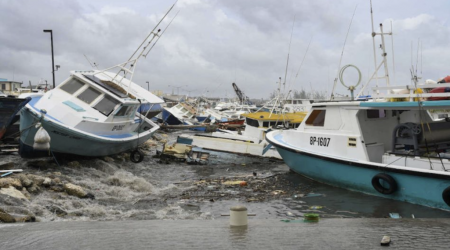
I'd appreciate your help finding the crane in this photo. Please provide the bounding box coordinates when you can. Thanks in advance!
[232,82,252,105]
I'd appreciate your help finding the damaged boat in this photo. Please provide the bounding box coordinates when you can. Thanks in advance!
[18,3,178,160]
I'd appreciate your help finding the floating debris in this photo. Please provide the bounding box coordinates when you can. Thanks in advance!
[381,236,391,246]
[303,213,319,222]
[389,213,401,219]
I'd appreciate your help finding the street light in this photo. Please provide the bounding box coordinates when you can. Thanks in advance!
[43,29,56,88]
[146,81,149,91]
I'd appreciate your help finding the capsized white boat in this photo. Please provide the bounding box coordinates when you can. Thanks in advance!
[19,3,178,161]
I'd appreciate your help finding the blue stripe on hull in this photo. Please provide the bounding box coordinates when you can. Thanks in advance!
[275,146,450,211]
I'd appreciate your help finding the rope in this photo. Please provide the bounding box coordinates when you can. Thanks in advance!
[0,113,45,142]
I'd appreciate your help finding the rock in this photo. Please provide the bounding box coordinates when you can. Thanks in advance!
[27,184,41,194]
[103,156,114,163]
[0,177,22,189]
[21,188,31,200]
[14,215,36,222]
[42,177,52,187]
[53,177,62,185]
[0,194,26,207]
[27,174,45,186]
[1,206,36,223]
[0,208,16,223]
[49,185,64,192]
[16,174,33,187]
[67,161,81,168]
[63,183,87,198]
[0,186,28,200]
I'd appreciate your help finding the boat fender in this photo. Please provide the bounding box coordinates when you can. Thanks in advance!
[130,149,144,163]
[33,126,51,150]
[371,173,397,195]
[442,187,450,206]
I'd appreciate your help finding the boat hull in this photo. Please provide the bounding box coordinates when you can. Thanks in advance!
[192,133,281,159]
[267,132,450,211]
[19,105,157,158]
[0,97,31,141]
[161,108,182,125]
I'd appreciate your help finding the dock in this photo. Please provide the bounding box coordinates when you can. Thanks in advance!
[1,218,449,249]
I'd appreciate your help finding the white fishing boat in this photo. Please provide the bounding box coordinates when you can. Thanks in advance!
[19,3,178,161]
[266,5,450,210]
[182,80,312,159]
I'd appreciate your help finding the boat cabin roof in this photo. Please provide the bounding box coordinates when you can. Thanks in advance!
[311,100,450,110]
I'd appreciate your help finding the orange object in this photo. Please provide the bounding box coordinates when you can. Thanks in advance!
[239,181,247,187]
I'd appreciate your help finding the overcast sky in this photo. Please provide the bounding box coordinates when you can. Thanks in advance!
[1,0,449,99]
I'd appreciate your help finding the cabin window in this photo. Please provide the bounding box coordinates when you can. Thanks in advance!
[1,84,5,90]
[115,105,136,117]
[367,109,386,119]
[305,109,326,126]
[77,87,101,104]
[61,78,84,94]
[115,106,131,116]
[93,95,120,116]
[246,118,259,127]
[263,121,282,127]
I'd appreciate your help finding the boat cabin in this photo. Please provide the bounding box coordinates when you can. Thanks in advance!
[297,100,450,171]
[32,70,162,136]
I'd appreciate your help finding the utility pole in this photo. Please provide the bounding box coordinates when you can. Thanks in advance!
[43,29,55,88]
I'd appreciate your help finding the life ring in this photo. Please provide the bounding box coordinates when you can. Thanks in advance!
[442,187,450,206]
[130,149,144,163]
[371,173,397,194]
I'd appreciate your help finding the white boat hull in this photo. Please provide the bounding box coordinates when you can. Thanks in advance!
[191,132,281,159]
[19,104,158,157]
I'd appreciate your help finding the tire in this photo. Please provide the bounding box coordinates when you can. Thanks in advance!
[442,187,450,206]
[130,149,144,163]
[371,173,397,194]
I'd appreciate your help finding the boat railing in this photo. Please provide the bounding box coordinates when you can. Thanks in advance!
[371,83,450,101]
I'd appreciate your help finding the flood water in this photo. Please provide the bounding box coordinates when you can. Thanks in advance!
[1,130,450,223]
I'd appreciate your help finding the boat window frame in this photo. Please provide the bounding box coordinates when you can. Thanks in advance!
[305,109,326,127]
[114,104,137,118]
[60,78,85,95]
[76,86,102,105]
[93,95,121,116]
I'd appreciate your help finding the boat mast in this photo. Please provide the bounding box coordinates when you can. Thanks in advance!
[94,1,178,96]
[355,0,394,99]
